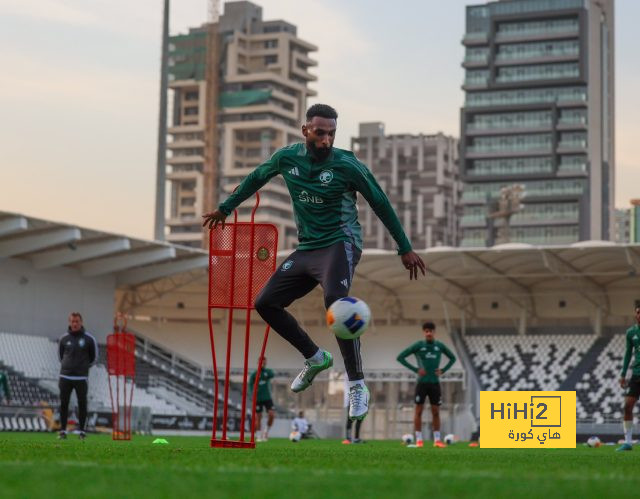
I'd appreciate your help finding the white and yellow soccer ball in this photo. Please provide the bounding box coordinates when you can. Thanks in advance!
[326,297,371,340]
[289,431,302,443]
[586,436,601,448]
[401,433,414,445]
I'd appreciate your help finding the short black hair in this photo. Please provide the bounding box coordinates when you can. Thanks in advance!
[306,103,338,122]
[422,322,436,331]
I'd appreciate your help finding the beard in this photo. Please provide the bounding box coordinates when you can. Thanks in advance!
[307,142,332,162]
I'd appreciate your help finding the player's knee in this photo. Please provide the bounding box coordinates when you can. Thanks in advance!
[254,292,273,315]
[324,294,343,310]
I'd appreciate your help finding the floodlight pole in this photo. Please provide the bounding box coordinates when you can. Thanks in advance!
[154,0,170,241]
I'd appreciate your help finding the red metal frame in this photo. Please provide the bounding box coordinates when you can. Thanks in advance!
[107,314,135,441]
[207,192,278,449]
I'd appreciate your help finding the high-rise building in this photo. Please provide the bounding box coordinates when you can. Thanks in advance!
[460,0,614,246]
[164,1,317,248]
[351,123,461,249]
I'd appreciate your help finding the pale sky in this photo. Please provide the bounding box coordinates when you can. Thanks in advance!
[1,0,638,240]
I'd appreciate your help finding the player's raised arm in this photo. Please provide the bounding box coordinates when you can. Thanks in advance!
[347,156,426,280]
[202,151,281,229]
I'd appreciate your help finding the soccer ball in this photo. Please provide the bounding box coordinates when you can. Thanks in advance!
[401,433,414,445]
[326,297,371,340]
[586,436,601,448]
[444,434,455,445]
[289,431,301,442]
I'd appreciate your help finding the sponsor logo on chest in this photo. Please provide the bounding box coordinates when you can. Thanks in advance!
[298,190,324,204]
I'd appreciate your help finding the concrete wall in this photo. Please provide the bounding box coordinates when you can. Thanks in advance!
[0,258,115,342]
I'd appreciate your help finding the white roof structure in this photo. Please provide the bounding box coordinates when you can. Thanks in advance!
[4,210,636,329]
[345,243,639,328]
[0,211,207,285]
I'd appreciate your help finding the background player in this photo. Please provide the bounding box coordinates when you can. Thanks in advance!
[618,305,640,451]
[397,322,456,448]
[58,312,98,440]
[249,357,275,442]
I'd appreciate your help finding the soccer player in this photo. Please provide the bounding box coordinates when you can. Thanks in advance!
[58,312,98,440]
[203,104,426,421]
[396,322,456,448]
[291,410,311,438]
[618,305,640,451]
[249,357,275,441]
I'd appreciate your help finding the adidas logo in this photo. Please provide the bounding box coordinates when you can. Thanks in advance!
[340,279,348,288]
[288,167,300,176]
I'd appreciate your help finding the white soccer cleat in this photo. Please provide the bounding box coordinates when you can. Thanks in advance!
[291,350,333,393]
[348,384,370,421]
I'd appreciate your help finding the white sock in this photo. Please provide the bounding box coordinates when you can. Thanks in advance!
[348,379,365,389]
[433,431,441,441]
[306,349,324,364]
[623,420,632,444]
[415,431,423,442]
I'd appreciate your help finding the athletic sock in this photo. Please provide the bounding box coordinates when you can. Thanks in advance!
[623,420,633,444]
[306,349,324,365]
[415,431,423,442]
[433,431,441,442]
[348,379,365,389]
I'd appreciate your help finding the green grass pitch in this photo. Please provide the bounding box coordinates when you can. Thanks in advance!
[0,433,637,498]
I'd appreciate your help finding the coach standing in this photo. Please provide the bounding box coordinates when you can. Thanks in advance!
[58,312,98,440]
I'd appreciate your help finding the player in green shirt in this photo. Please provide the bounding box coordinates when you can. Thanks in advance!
[617,305,640,451]
[0,370,10,404]
[203,104,426,422]
[397,322,456,448]
[249,357,275,441]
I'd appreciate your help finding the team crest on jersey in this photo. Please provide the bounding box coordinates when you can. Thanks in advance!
[282,260,294,271]
[319,170,333,184]
[79,338,85,347]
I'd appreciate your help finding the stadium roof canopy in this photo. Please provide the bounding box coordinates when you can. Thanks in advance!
[0,211,207,285]
[4,210,637,325]
[346,242,640,325]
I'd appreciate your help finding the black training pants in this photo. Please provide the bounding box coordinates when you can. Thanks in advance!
[59,377,88,431]
[255,241,364,380]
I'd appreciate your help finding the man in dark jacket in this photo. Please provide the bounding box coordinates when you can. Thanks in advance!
[58,312,98,440]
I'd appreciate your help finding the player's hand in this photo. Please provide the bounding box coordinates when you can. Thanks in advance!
[202,210,227,230]
[620,377,627,389]
[418,368,426,377]
[435,369,443,377]
[401,251,426,280]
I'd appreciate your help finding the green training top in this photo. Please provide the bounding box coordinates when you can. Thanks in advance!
[621,324,640,377]
[218,143,412,254]
[397,340,456,384]
[249,367,274,402]
[0,371,10,400]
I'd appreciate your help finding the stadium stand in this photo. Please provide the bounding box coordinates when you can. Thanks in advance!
[465,332,596,391]
[0,332,200,416]
[574,334,626,423]
[0,362,58,407]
